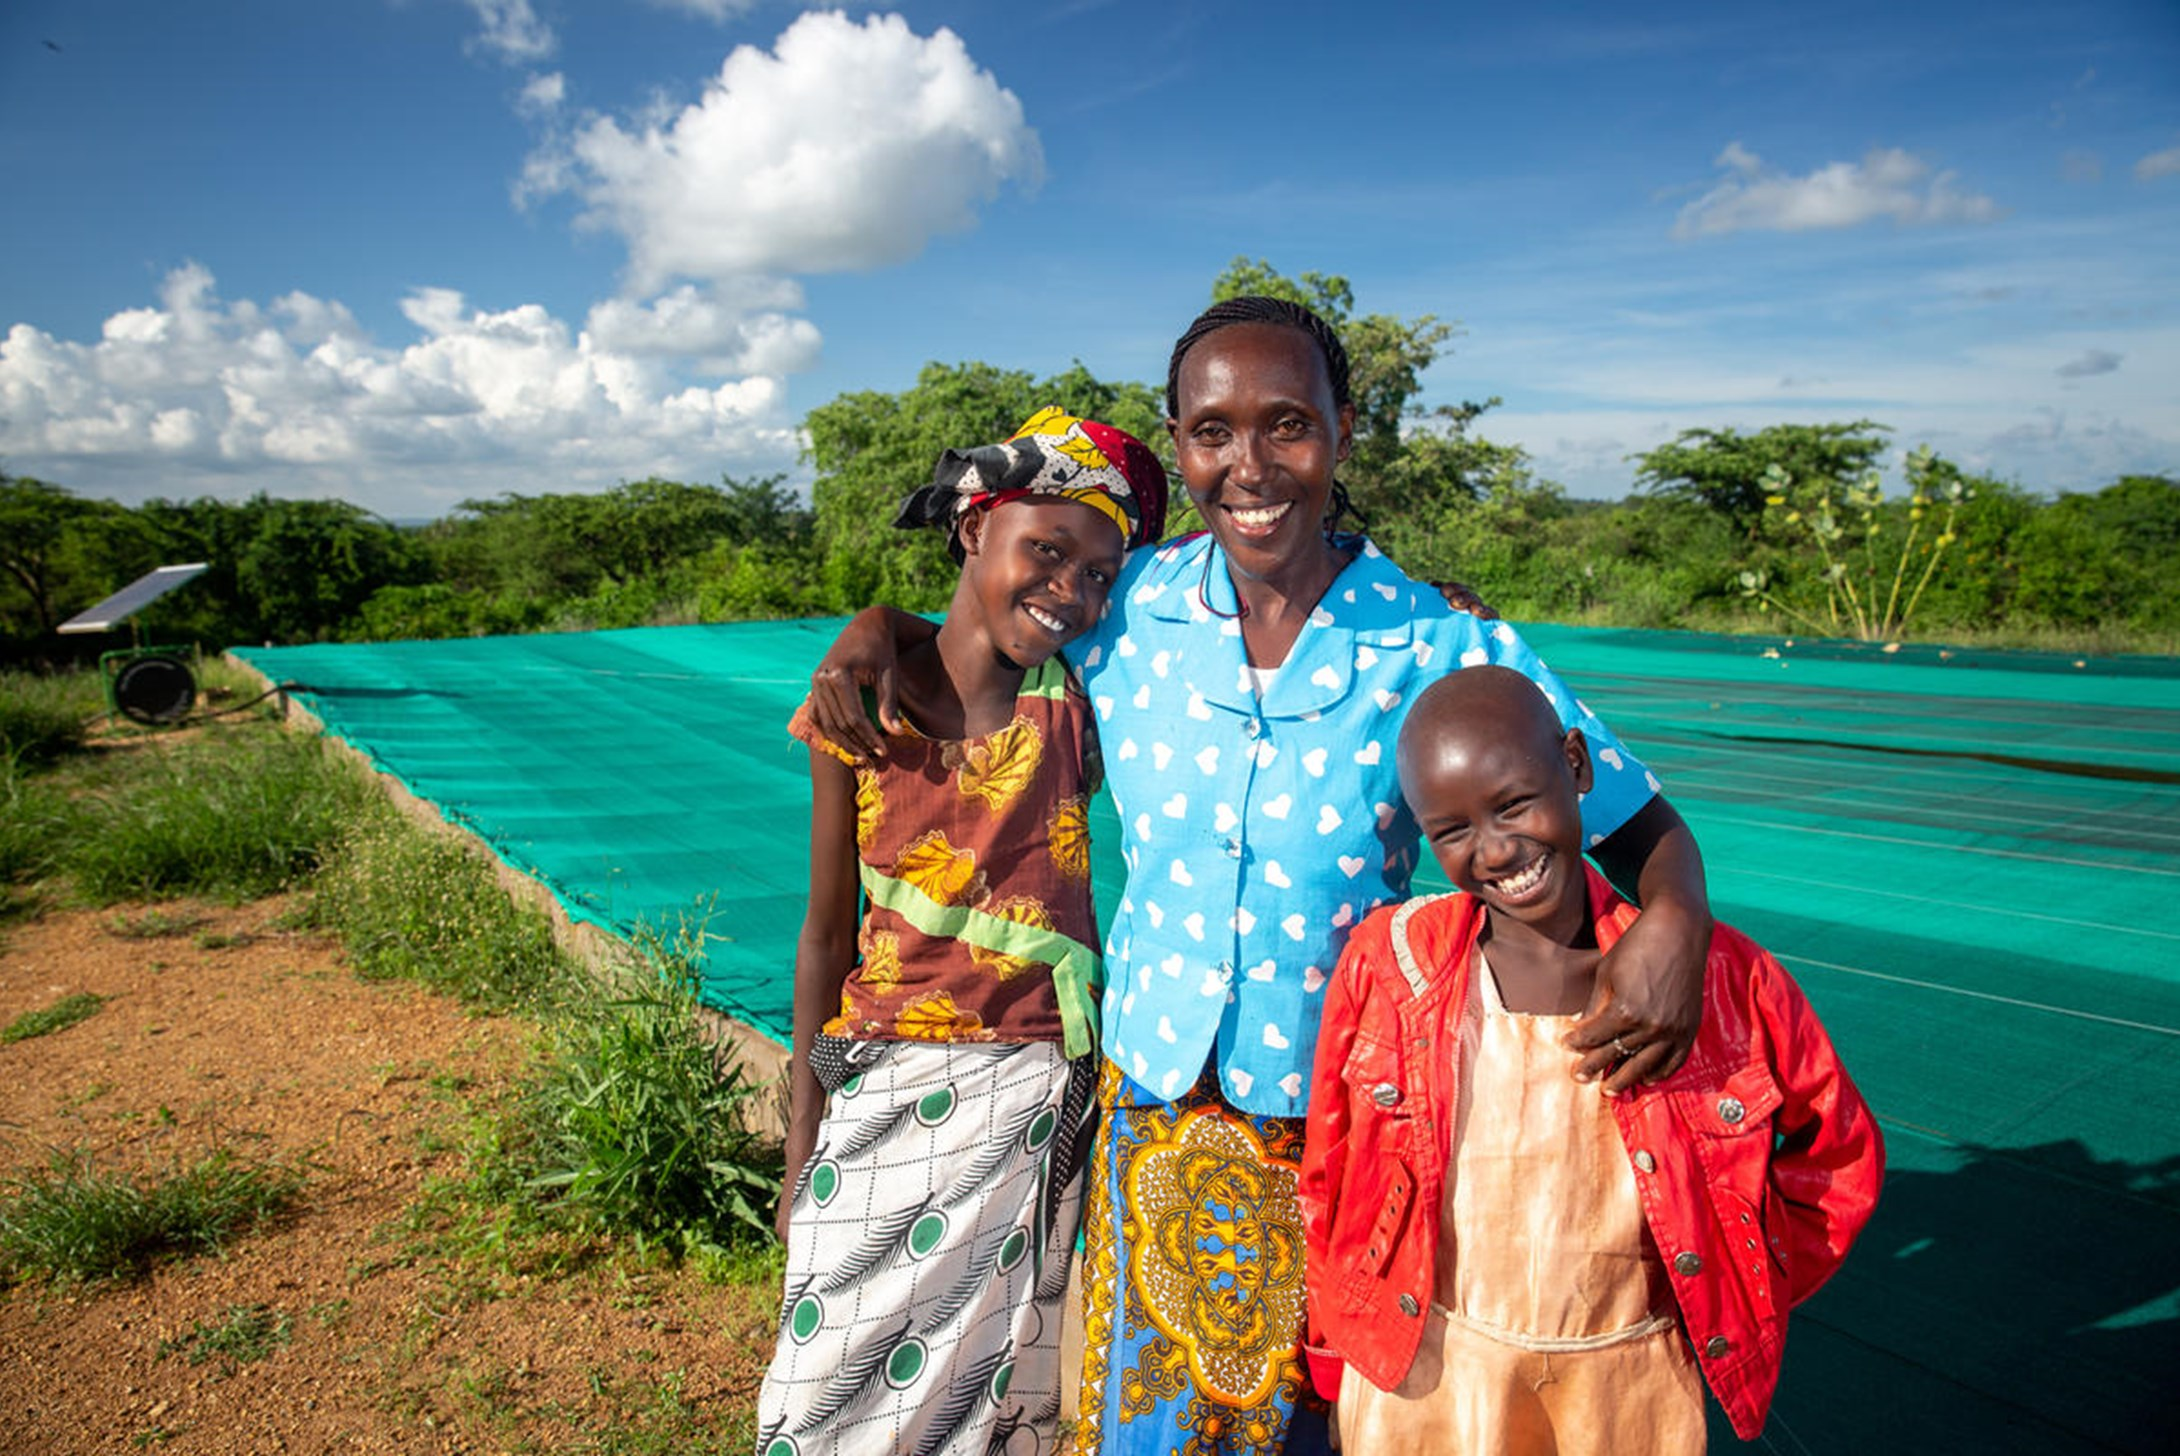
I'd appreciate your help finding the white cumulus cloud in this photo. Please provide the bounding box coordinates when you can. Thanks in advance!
[0,265,803,516]
[465,0,556,65]
[2136,146,2180,181]
[527,10,1043,289]
[517,70,566,119]
[1675,143,2002,238]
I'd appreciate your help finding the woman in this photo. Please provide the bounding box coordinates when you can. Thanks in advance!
[805,296,1712,1455]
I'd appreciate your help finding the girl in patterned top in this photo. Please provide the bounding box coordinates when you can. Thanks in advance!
[756,407,1166,1456]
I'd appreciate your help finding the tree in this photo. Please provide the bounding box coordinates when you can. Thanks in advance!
[804,360,1162,612]
[0,474,156,642]
[1634,422,1891,537]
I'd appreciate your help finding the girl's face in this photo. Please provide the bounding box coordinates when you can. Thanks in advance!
[957,497,1126,666]
[1168,322,1354,582]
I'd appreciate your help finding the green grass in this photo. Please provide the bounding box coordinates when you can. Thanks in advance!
[1,991,107,1043]
[0,752,78,890]
[105,907,209,939]
[62,728,377,903]
[157,1303,293,1368]
[0,667,99,767]
[0,1149,305,1283]
[515,921,782,1256]
[310,814,575,1011]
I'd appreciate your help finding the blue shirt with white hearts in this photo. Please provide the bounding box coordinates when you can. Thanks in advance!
[1066,533,1659,1117]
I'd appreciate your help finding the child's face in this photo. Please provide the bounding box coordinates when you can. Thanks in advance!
[958,497,1126,666]
[1402,719,1594,941]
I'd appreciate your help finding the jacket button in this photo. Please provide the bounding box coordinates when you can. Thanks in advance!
[1372,1082,1401,1107]
[1717,1096,1746,1125]
[1399,1294,1420,1317]
[1705,1335,1731,1359]
[1245,718,1263,740]
[1632,1150,1656,1174]
[1674,1252,1703,1277]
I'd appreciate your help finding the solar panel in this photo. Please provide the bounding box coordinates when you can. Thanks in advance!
[56,563,210,634]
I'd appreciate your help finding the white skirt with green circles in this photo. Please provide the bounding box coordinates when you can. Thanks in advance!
[755,1038,1095,1456]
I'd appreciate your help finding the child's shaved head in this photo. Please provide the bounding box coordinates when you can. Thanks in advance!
[1397,665,1569,794]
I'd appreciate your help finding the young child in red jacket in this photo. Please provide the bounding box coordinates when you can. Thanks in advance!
[1298,665,1884,1451]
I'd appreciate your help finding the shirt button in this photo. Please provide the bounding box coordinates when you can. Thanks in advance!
[1705,1336,1731,1360]
[1223,837,1242,858]
[1632,1151,1656,1174]
[1674,1252,1703,1277]
[1244,718,1263,739]
[1399,1294,1420,1317]
[1371,1083,1401,1108]
[1717,1096,1746,1125]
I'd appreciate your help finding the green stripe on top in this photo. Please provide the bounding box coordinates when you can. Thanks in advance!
[1017,658,1069,701]
[859,863,1103,1058]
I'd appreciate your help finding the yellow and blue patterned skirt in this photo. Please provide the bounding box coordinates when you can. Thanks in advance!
[1073,1060,1333,1456]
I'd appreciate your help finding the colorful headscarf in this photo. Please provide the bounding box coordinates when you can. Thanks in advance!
[895,405,1169,561]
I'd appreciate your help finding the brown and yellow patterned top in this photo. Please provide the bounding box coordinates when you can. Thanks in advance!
[789,657,1102,1050]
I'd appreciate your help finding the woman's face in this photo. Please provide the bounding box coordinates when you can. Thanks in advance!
[1168,322,1355,582]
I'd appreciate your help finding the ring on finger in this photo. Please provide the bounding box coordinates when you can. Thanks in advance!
[1611,1034,1636,1059]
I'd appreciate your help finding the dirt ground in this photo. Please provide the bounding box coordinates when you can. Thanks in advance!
[0,897,780,1455]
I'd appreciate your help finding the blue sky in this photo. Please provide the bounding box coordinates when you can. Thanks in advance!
[2,0,2175,519]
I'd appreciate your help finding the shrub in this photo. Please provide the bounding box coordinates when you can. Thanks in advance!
[61,729,374,903]
[0,1150,303,1283]
[311,814,574,1011]
[517,919,781,1253]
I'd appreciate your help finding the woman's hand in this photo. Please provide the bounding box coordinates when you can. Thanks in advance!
[1430,580,1498,620]
[1568,797,1711,1094]
[807,607,931,760]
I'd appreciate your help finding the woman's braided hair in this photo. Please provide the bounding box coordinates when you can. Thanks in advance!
[1164,294,1367,531]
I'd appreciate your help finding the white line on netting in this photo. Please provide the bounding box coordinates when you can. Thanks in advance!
[1784,954,2180,1038]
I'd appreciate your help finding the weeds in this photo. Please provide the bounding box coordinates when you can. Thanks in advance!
[157,1303,292,1368]
[105,908,209,939]
[1,991,107,1043]
[312,815,574,1011]
[516,918,781,1255]
[0,667,99,767]
[63,729,375,903]
[0,1149,304,1282]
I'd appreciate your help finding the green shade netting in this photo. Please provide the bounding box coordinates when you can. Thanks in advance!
[236,620,2180,1453]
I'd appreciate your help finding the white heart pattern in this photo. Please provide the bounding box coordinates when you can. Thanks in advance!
[1354,741,1381,766]
[1263,794,1293,820]
[1338,855,1365,878]
[1265,861,1292,888]
[1263,1023,1290,1050]
[1303,748,1328,777]
[1162,793,1188,818]
[1317,804,1344,834]
[1153,742,1174,771]
[1311,665,1341,691]
[1281,913,1307,941]
[1195,745,1220,775]
[1169,860,1193,887]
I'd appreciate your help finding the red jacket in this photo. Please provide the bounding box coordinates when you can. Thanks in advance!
[1297,870,1885,1439]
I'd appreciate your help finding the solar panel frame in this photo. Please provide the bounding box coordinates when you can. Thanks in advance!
[56,563,210,634]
